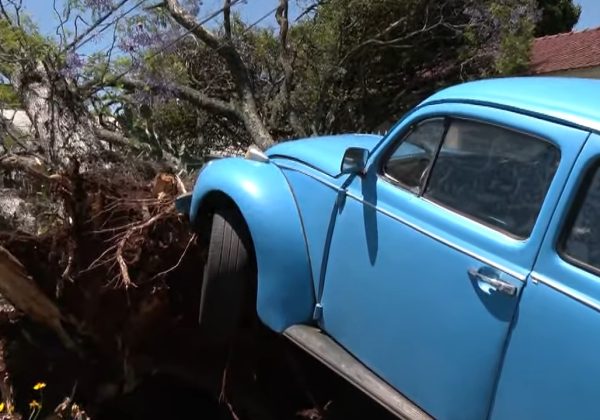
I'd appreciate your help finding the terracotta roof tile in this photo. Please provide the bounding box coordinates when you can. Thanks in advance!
[531,26,600,74]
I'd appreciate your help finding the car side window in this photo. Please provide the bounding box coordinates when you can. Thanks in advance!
[383,118,446,193]
[561,165,600,274]
[424,119,560,238]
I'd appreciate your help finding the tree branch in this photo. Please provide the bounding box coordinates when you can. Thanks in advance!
[164,0,274,149]
[105,76,242,121]
[0,1,13,24]
[0,246,76,350]
[223,0,232,40]
[93,126,144,151]
[273,0,304,136]
[63,0,130,51]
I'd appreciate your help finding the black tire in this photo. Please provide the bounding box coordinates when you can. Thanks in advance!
[198,208,254,344]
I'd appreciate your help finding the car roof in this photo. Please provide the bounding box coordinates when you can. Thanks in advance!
[421,77,600,134]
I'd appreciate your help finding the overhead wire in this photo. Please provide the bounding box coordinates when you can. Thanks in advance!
[105,0,276,85]
[74,0,149,53]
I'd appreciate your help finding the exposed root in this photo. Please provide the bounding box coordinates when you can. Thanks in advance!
[0,339,19,419]
[115,208,172,289]
[149,234,196,281]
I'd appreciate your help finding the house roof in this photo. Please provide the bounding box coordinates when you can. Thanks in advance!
[531,27,600,75]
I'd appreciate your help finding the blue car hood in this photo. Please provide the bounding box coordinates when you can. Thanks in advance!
[266,134,383,177]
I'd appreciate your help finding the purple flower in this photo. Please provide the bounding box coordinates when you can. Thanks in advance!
[118,22,182,55]
[85,0,114,13]
[62,52,86,78]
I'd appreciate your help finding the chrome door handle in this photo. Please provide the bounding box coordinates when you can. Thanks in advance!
[468,268,517,297]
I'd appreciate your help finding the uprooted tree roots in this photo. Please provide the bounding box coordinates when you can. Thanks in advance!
[0,161,393,420]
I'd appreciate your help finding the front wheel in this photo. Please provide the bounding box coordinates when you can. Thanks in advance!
[198,208,255,344]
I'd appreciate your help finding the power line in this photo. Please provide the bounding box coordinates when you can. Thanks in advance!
[243,5,278,33]
[74,0,148,53]
[64,0,132,52]
[143,0,247,63]
[211,4,278,53]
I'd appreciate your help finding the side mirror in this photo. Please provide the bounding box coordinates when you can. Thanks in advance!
[341,147,369,175]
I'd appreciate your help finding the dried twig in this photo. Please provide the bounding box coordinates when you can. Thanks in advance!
[115,208,172,288]
[149,234,196,281]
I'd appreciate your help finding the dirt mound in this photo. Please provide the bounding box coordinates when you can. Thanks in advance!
[0,160,394,420]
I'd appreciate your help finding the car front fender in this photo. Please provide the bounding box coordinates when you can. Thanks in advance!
[189,157,315,332]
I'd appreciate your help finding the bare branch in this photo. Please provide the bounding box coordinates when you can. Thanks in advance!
[0,246,76,350]
[93,126,144,151]
[223,0,232,40]
[294,0,328,22]
[273,0,304,135]
[104,76,242,120]
[0,1,13,24]
[53,0,68,48]
[164,0,274,148]
[63,0,131,52]
[0,154,57,184]
[5,0,22,26]
[116,209,171,288]
[339,16,411,65]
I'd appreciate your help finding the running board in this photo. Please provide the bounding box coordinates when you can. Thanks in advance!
[283,325,432,420]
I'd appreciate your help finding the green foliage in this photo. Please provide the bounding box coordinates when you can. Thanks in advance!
[0,83,20,107]
[0,17,51,77]
[535,0,581,36]
[114,0,547,153]
[489,0,538,74]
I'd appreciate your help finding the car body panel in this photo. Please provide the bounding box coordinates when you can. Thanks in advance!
[189,158,315,332]
[490,134,600,420]
[367,103,589,271]
[319,102,589,420]
[183,77,600,420]
[421,77,600,133]
[267,134,383,177]
[274,162,343,297]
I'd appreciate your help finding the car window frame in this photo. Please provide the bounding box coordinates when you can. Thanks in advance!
[557,160,600,277]
[378,115,562,240]
[378,116,448,194]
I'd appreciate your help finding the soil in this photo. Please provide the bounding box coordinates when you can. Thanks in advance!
[0,162,397,420]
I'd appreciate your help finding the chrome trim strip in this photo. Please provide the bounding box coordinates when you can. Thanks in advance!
[531,273,600,313]
[274,162,527,282]
[346,192,528,282]
[284,325,432,420]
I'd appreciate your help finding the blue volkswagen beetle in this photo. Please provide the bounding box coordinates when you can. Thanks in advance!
[180,77,600,420]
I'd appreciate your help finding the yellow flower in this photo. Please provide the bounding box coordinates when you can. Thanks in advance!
[0,402,4,412]
[29,400,41,410]
[33,382,46,391]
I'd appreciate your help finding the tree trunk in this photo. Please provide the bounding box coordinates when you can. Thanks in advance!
[10,62,100,166]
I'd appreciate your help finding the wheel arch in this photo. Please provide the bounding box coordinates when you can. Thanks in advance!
[189,158,315,332]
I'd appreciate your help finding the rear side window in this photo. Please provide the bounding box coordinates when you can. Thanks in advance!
[561,165,600,273]
[424,119,560,238]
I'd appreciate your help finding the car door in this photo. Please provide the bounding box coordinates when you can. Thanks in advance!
[490,134,600,420]
[318,102,589,420]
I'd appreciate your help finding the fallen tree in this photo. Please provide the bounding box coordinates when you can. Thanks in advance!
[0,160,396,420]
[0,0,582,418]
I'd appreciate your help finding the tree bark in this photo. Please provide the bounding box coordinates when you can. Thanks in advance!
[10,62,100,166]
[0,246,75,350]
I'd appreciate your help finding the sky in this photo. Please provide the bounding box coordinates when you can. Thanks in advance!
[20,0,600,54]
[576,0,600,29]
